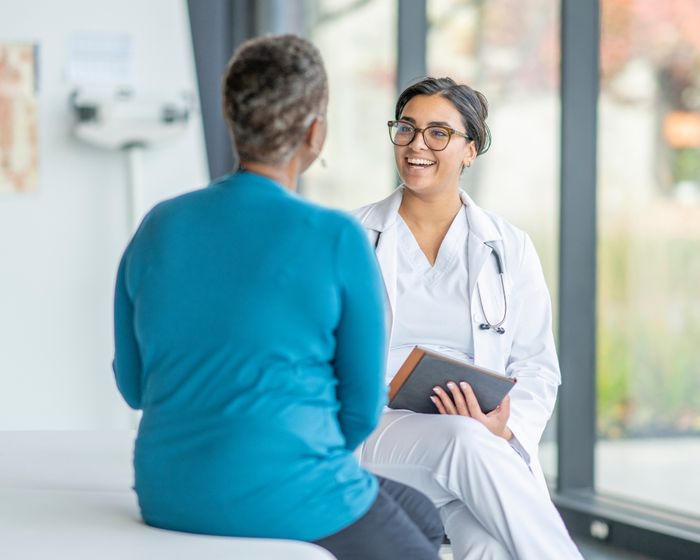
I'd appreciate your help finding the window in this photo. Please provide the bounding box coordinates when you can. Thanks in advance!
[305,0,398,210]
[597,0,700,518]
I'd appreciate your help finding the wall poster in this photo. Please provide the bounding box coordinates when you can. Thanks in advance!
[0,43,38,193]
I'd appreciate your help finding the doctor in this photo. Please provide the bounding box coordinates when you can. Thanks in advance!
[353,77,583,560]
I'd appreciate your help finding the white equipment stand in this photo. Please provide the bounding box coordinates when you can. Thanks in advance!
[70,88,191,230]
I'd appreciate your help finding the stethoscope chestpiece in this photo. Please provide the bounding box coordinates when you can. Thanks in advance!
[480,323,506,334]
[476,245,508,336]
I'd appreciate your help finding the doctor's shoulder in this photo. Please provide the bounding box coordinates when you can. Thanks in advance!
[348,187,400,225]
[476,206,541,274]
[348,202,375,230]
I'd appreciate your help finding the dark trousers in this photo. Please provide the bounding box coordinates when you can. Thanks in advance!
[313,476,444,560]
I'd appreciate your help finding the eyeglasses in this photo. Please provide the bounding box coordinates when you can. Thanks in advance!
[387,120,471,151]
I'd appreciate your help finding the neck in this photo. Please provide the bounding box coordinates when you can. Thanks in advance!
[399,186,463,228]
[240,159,301,192]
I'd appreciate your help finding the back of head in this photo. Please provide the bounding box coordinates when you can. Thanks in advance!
[222,34,328,166]
[396,77,492,156]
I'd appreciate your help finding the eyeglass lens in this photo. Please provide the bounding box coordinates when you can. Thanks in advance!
[389,122,451,150]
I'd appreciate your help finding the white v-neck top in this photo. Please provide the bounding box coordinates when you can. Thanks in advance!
[386,209,474,384]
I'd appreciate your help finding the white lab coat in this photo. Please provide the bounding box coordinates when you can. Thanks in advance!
[351,188,582,560]
[352,186,560,489]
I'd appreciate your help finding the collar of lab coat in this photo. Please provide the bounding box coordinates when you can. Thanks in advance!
[360,185,504,326]
[361,186,501,242]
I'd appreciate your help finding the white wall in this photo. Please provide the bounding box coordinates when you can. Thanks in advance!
[0,0,209,429]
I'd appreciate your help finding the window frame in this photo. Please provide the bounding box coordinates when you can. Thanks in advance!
[556,1,700,556]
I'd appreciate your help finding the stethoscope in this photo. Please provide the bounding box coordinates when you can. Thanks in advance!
[478,242,508,335]
[372,231,509,335]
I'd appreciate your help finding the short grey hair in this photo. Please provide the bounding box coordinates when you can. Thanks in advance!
[222,34,328,165]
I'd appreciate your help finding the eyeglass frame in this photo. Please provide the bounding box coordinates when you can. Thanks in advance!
[387,120,472,151]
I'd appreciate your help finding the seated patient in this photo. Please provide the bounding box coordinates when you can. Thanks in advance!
[112,35,443,560]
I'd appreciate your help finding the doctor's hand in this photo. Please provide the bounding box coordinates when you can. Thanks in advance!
[430,382,513,441]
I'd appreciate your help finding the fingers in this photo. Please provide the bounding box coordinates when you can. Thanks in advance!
[432,385,512,440]
[430,384,506,424]
[484,395,511,439]
[430,395,447,414]
[459,382,486,421]
[431,386,458,415]
[447,382,470,416]
[486,394,510,420]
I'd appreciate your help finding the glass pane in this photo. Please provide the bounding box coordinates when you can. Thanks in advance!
[597,0,700,517]
[427,0,561,482]
[305,0,397,210]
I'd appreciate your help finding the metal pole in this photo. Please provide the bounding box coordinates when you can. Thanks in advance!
[124,144,145,232]
[557,0,600,493]
[397,0,427,93]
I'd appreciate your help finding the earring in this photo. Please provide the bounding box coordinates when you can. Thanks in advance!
[465,160,472,168]
[311,145,326,168]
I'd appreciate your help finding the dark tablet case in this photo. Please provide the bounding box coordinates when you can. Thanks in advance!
[388,346,517,414]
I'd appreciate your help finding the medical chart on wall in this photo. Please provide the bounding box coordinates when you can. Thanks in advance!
[67,34,133,85]
[0,43,39,194]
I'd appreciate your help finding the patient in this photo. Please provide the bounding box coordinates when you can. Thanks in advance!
[112,34,443,560]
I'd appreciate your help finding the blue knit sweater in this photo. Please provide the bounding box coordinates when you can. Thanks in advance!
[113,171,386,540]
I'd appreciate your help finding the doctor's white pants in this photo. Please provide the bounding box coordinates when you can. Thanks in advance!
[360,410,584,560]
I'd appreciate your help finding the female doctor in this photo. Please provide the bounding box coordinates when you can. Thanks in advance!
[352,77,583,560]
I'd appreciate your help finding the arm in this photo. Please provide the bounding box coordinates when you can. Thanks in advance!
[333,220,387,451]
[504,233,560,461]
[112,253,143,410]
[428,233,558,462]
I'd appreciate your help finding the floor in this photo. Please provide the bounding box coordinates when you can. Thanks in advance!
[438,535,657,559]
[575,537,656,559]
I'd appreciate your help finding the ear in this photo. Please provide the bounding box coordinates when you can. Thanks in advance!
[305,115,325,154]
[462,140,477,168]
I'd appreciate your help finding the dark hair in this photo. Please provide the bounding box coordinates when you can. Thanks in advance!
[222,34,328,165]
[395,77,491,156]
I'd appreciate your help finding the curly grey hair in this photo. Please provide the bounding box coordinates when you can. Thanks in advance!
[222,34,328,165]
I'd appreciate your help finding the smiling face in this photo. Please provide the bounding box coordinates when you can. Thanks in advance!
[394,94,476,197]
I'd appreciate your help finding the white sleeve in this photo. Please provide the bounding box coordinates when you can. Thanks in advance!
[504,233,560,462]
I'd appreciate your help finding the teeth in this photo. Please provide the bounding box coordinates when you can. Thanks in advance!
[407,158,435,166]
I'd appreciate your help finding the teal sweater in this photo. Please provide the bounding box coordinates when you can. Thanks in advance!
[113,171,387,540]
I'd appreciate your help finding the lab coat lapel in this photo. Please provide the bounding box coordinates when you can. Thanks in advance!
[467,229,492,304]
[357,188,404,336]
[461,191,507,371]
[374,225,397,327]
[462,191,498,302]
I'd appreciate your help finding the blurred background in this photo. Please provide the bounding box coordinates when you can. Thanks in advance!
[1,1,699,558]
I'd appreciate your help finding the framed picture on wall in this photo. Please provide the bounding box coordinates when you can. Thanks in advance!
[0,42,39,194]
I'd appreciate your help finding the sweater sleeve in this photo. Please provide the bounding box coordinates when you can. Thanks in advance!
[112,252,143,410]
[332,219,387,451]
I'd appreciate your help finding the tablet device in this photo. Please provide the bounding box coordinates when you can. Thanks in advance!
[388,346,516,414]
